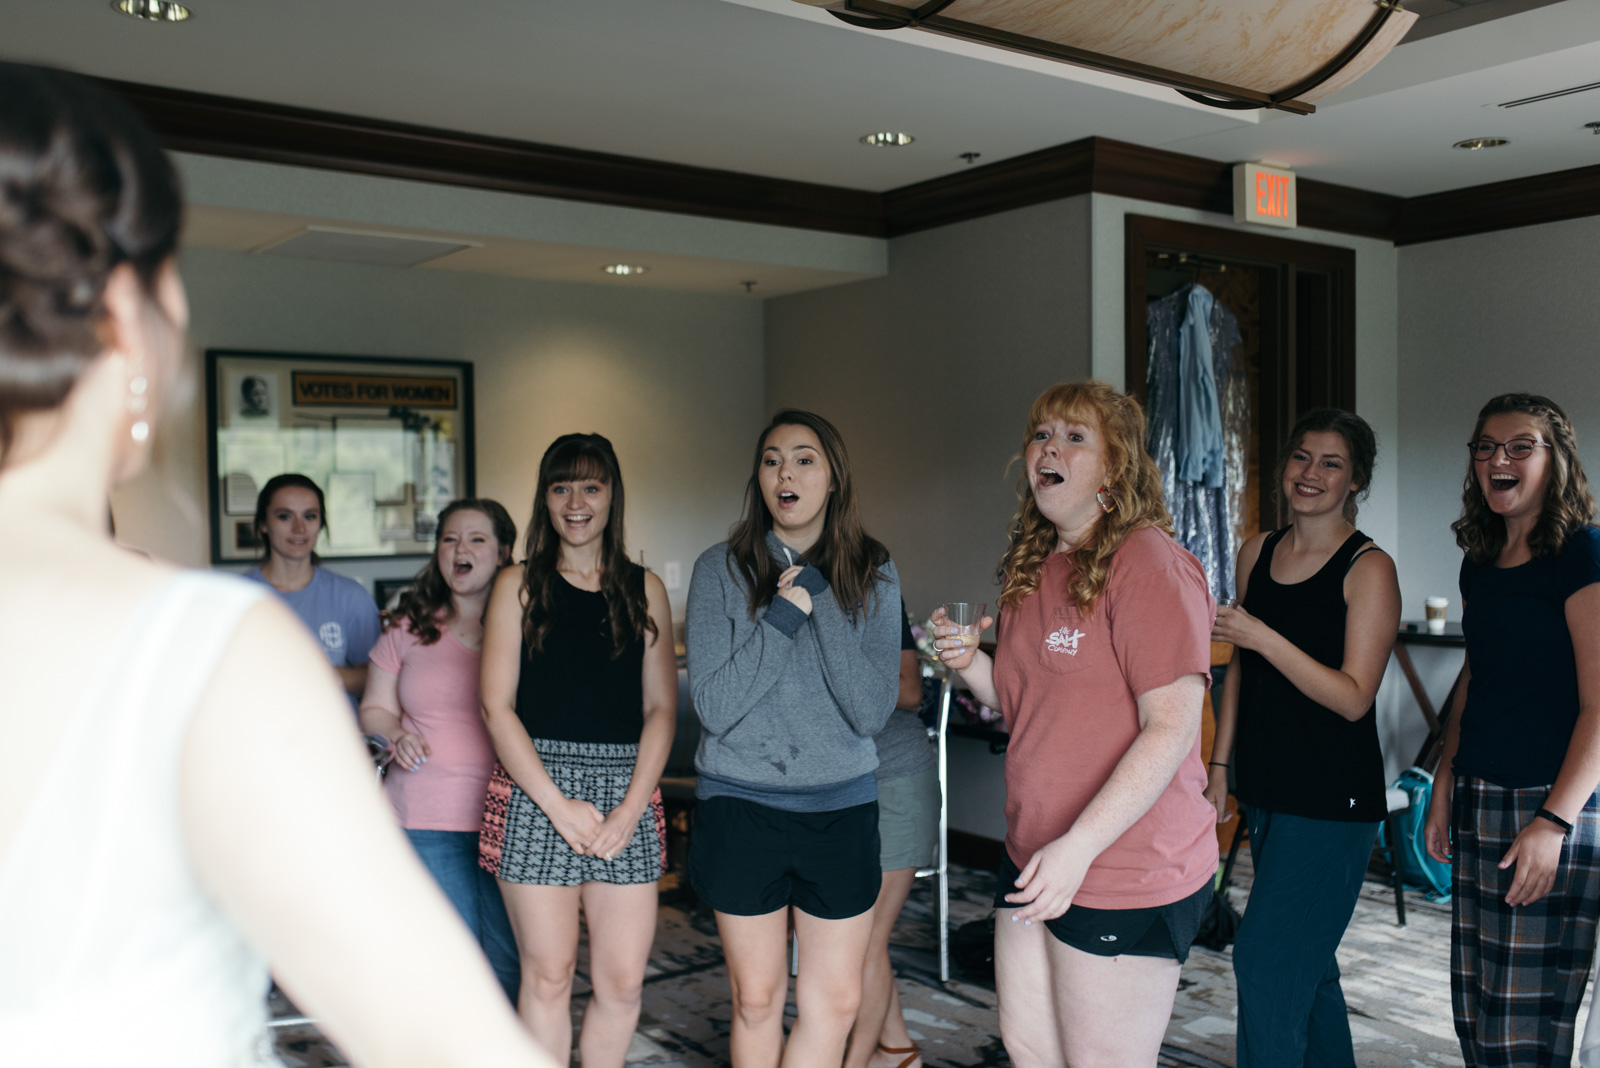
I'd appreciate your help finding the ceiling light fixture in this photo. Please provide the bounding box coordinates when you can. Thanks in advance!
[603,264,648,276]
[798,0,1415,116]
[1586,123,1600,136]
[860,132,914,147]
[1453,137,1510,150]
[112,0,192,22]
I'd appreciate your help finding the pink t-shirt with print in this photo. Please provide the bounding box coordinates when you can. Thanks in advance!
[993,524,1217,909]
[370,619,497,832]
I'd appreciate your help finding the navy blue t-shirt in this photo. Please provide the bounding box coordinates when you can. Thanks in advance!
[1454,525,1600,788]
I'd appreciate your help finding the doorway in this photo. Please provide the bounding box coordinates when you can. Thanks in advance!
[1124,214,1357,539]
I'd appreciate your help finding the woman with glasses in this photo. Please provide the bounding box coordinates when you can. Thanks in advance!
[1424,393,1600,1067]
[1206,409,1400,1067]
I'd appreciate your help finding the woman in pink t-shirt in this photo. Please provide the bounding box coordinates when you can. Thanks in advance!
[935,381,1217,1067]
[359,497,521,1002]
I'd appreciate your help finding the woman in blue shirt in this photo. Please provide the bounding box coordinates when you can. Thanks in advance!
[1425,393,1600,1067]
[244,473,380,711]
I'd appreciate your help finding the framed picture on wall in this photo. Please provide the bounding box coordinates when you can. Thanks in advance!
[205,349,475,565]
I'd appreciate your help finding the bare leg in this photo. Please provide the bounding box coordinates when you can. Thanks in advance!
[784,906,876,1068]
[575,881,658,1068]
[997,909,1181,1067]
[499,880,582,1063]
[845,868,918,1068]
[716,908,791,1068]
[874,984,919,1068]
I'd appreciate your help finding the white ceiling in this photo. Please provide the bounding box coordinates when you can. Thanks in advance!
[2,0,1597,200]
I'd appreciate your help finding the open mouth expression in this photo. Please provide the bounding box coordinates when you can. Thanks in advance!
[439,511,502,596]
[760,425,831,538]
[547,479,612,546]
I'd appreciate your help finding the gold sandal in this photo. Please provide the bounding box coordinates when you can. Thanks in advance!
[878,1043,921,1068]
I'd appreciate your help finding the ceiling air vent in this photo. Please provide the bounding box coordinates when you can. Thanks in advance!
[254,226,478,267]
[1498,81,1600,108]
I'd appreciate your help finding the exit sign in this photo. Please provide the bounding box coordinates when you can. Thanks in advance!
[1233,162,1297,228]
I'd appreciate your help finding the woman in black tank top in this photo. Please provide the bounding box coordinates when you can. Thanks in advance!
[1206,410,1401,1068]
[479,434,678,1068]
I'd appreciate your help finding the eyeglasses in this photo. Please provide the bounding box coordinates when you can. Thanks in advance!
[1469,438,1551,461]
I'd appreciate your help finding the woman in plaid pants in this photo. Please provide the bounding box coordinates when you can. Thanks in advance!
[1426,393,1600,1067]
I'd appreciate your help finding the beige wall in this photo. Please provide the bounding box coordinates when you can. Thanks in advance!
[764,197,1094,621]
[112,246,766,618]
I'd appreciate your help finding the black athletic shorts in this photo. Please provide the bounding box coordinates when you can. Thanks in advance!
[689,796,881,920]
[993,850,1213,963]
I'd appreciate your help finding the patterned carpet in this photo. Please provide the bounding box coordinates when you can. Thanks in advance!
[270,850,1541,1067]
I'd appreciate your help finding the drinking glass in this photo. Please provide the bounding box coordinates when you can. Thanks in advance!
[942,602,988,649]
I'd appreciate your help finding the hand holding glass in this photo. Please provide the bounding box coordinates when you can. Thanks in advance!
[943,602,988,649]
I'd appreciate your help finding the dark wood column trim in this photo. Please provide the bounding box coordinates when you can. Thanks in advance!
[98,78,1597,248]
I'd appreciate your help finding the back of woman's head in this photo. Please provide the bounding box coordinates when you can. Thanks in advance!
[0,63,182,458]
[1453,392,1595,564]
[1274,408,1377,524]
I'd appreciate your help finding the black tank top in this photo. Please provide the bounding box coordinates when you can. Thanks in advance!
[515,565,646,745]
[1234,527,1387,822]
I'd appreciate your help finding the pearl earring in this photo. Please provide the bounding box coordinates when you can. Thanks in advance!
[131,421,150,443]
[128,376,149,414]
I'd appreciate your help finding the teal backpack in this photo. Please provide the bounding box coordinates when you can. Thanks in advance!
[1379,766,1453,902]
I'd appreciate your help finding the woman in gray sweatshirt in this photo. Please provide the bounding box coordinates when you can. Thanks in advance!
[686,409,901,1068]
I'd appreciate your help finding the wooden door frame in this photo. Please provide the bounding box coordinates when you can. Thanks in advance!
[1124,214,1357,528]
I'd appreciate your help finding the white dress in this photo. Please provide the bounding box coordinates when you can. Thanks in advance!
[0,572,279,1066]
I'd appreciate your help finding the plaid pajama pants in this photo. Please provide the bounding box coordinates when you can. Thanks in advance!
[1452,776,1600,1067]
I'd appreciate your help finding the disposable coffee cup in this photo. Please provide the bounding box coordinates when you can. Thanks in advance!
[1425,596,1449,634]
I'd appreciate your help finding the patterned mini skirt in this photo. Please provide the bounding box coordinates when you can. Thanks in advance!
[478,738,666,886]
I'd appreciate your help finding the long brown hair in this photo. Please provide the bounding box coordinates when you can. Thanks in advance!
[1452,393,1595,565]
[997,381,1171,616]
[389,498,517,645]
[727,409,888,621]
[519,433,655,656]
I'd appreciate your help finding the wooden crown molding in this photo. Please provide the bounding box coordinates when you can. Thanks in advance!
[100,78,886,238]
[102,78,1598,249]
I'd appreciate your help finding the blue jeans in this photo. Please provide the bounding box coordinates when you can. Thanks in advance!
[1232,807,1380,1068]
[405,829,520,1004]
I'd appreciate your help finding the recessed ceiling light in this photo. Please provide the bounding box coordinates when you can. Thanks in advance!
[112,0,192,22]
[603,264,647,276]
[1452,137,1509,150]
[860,132,915,148]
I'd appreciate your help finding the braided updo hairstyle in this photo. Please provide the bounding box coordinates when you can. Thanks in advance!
[0,63,182,460]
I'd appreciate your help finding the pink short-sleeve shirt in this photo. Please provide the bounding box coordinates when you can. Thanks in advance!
[370,619,497,832]
[993,525,1217,909]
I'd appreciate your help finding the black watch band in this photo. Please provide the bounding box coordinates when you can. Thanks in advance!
[1536,807,1574,833]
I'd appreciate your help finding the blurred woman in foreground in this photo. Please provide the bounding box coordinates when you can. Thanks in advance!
[0,61,552,1068]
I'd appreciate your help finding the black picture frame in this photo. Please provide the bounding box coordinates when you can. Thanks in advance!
[205,349,475,565]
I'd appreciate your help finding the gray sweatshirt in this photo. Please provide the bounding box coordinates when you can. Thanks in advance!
[686,532,901,803]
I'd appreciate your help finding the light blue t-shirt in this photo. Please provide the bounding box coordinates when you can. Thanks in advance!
[243,566,380,711]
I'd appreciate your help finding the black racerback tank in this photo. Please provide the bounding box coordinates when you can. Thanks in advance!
[1234,527,1387,822]
[514,564,646,745]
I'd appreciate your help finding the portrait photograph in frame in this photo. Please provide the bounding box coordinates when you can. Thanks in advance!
[205,350,475,565]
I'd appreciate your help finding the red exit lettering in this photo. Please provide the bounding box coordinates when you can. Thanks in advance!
[1255,173,1290,218]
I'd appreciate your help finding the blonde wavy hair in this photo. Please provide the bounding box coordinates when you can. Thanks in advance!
[997,381,1172,616]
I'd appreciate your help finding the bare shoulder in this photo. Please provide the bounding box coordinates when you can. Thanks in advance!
[490,564,525,605]
[1349,541,1396,577]
[643,568,670,605]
